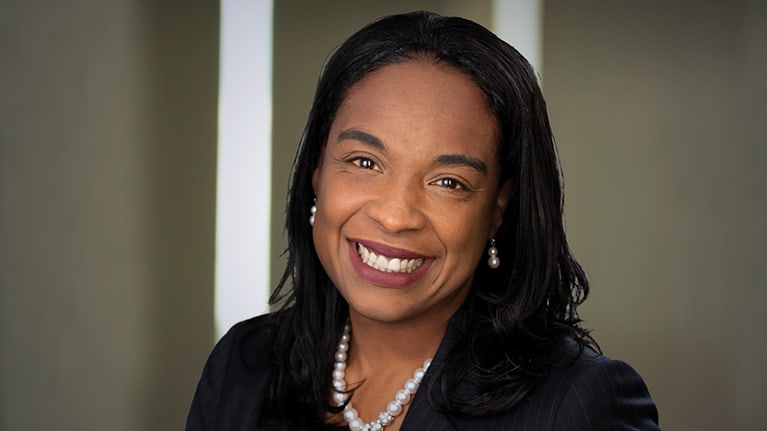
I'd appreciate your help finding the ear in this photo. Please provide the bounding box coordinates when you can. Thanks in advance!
[311,148,325,194]
[490,179,512,238]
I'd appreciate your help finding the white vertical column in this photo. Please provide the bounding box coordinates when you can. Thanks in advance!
[492,0,543,79]
[216,0,273,338]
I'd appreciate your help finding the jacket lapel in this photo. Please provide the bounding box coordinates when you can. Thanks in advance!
[398,309,471,431]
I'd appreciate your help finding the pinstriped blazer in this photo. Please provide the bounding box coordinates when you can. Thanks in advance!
[187,313,659,430]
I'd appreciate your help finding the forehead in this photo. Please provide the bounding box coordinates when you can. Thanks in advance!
[331,61,499,161]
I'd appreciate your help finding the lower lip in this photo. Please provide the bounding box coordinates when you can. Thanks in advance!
[348,242,431,288]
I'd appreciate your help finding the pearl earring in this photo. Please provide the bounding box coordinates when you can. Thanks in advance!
[487,238,500,269]
[309,198,317,226]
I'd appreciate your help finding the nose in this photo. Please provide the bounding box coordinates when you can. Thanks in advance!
[366,182,427,233]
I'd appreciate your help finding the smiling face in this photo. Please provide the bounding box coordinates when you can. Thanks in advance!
[312,60,510,326]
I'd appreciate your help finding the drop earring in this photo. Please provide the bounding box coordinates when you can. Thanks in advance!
[309,198,317,226]
[487,238,500,269]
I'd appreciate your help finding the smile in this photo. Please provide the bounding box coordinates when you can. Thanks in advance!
[356,242,425,273]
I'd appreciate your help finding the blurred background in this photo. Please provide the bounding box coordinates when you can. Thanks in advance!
[1,0,764,430]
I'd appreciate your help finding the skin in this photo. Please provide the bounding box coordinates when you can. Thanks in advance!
[312,60,510,428]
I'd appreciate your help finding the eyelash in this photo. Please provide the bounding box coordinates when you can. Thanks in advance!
[349,157,469,191]
[431,177,467,190]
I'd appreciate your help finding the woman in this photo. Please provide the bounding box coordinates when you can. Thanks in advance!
[187,11,659,431]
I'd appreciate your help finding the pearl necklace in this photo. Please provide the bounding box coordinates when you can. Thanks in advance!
[332,322,432,431]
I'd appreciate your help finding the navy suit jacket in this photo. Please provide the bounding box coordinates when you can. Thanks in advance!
[187,313,659,430]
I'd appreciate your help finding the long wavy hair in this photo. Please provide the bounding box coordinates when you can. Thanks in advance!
[263,10,594,428]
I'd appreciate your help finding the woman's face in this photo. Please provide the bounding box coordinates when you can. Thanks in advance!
[312,60,510,326]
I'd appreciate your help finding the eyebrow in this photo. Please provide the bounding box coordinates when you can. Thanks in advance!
[435,154,488,175]
[337,129,385,150]
[337,128,488,175]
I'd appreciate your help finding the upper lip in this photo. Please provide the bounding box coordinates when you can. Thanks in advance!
[350,238,427,260]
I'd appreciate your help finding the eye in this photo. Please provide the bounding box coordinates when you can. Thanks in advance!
[432,177,465,190]
[352,157,377,170]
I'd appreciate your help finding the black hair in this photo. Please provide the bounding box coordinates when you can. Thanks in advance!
[263,10,594,428]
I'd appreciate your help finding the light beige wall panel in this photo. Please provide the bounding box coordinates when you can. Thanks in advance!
[543,0,767,429]
[0,1,219,429]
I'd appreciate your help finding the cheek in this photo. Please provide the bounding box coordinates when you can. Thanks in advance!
[440,202,497,259]
[451,228,487,264]
[447,199,496,237]
[313,176,366,245]
[316,188,361,228]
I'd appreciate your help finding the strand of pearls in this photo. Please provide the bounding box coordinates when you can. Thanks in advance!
[332,322,432,431]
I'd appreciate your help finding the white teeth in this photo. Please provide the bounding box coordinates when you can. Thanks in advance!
[356,243,424,273]
[375,255,388,271]
[387,258,401,272]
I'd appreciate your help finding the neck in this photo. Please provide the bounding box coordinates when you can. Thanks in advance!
[346,311,449,370]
